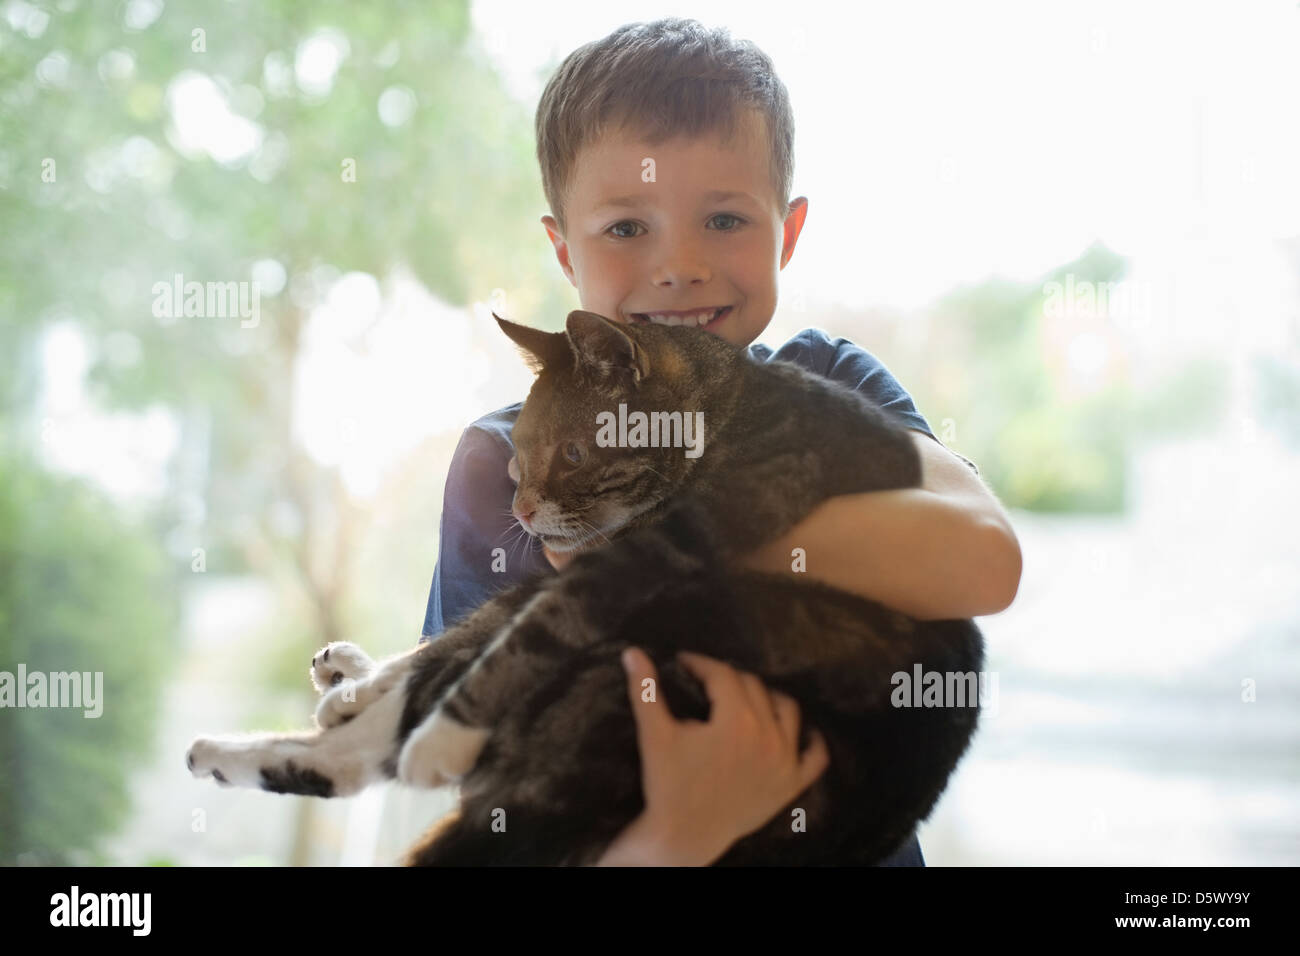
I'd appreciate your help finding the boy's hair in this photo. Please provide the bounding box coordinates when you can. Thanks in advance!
[535,17,795,235]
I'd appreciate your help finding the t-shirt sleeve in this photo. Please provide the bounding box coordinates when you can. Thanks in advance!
[420,425,520,643]
[816,331,980,477]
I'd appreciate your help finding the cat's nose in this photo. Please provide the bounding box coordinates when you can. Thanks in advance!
[514,507,535,526]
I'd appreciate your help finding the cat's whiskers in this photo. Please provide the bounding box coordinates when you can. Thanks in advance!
[494,510,545,567]
[571,517,612,549]
[508,524,535,565]
[520,521,547,554]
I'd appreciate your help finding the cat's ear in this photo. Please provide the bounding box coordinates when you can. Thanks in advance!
[565,310,651,387]
[493,313,573,375]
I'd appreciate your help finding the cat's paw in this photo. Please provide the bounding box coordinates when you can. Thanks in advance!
[186,737,238,786]
[397,709,489,788]
[310,642,374,695]
[314,681,365,729]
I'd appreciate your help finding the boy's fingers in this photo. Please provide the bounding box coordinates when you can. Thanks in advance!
[771,691,800,744]
[622,647,674,742]
[798,728,831,786]
[736,671,780,726]
[675,650,746,712]
[678,651,783,727]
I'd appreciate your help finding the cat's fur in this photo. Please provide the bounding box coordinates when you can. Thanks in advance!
[186,310,984,865]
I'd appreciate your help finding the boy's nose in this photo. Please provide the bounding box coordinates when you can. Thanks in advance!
[653,245,711,287]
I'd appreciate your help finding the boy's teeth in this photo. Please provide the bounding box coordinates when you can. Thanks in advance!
[638,308,723,327]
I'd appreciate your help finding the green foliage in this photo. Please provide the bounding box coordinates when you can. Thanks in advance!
[0,453,178,864]
[894,242,1229,513]
[1253,353,1300,449]
[1,3,579,862]
[1,0,571,573]
[1133,357,1230,438]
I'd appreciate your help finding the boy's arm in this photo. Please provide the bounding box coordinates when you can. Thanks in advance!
[423,422,538,643]
[738,430,1022,619]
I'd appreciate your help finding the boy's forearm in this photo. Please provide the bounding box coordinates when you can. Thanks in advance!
[739,489,1019,620]
[594,812,725,866]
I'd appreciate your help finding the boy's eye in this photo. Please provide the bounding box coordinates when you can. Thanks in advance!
[708,213,745,230]
[606,214,745,239]
[608,221,642,239]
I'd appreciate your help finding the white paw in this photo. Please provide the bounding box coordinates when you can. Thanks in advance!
[310,642,374,695]
[186,737,235,786]
[397,709,490,788]
[314,680,364,729]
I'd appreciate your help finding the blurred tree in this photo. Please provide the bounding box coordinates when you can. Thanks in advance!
[886,242,1227,512]
[0,452,176,864]
[1254,354,1300,449]
[0,0,573,862]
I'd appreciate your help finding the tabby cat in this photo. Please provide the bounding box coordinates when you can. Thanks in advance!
[186,309,985,865]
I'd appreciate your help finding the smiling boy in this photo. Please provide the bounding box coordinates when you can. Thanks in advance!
[421,17,1022,866]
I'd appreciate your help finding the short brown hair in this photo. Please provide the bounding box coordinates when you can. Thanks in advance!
[535,17,795,235]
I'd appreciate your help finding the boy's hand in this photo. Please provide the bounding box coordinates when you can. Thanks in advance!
[608,646,830,865]
[542,543,576,571]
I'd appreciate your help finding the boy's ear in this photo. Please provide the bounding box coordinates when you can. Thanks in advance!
[565,310,651,387]
[493,312,572,375]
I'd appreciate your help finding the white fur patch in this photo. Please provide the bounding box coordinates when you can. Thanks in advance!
[398,709,490,787]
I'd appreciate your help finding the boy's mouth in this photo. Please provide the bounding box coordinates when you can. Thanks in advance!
[629,306,731,330]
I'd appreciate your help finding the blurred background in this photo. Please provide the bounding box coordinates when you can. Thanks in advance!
[1,0,1297,866]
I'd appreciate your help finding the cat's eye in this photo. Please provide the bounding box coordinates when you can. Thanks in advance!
[562,441,585,466]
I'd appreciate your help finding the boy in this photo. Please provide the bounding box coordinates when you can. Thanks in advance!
[421,17,1022,865]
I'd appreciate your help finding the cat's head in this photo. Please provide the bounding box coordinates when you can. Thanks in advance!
[496,309,735,554]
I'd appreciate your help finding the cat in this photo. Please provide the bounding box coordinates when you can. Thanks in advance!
[186,309,985,865]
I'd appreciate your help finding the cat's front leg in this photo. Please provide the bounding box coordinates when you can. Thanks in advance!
[313,649,413,729]
[400,523,702,784]
[310,641,383,728]
[309,641,376,694]
[398,710,489,786]
[187,731,337,794]
[188,653,419,796]
[397,584,601,784]
[315,676,385,730]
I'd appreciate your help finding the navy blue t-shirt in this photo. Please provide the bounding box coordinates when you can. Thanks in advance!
[420,327,979,867]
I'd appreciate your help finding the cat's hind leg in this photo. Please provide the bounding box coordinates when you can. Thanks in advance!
[186,681,423,797]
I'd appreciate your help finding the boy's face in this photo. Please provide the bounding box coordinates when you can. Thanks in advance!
[541,110,808,349]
